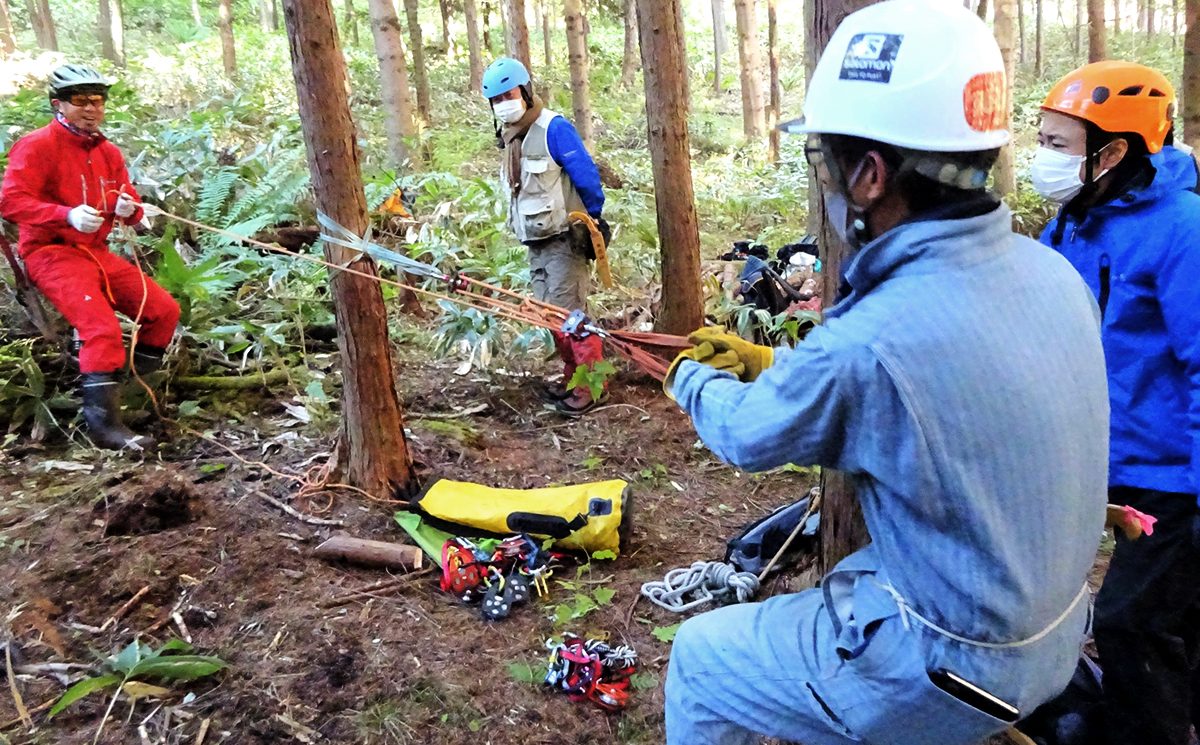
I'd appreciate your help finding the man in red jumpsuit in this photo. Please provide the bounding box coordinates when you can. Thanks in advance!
[0,64,180,450]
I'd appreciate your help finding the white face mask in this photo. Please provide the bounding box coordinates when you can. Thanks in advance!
[1030,146,1109,203]
[493,99,526,125]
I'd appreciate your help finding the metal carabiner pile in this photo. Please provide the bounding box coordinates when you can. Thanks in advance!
[544,634,639,711]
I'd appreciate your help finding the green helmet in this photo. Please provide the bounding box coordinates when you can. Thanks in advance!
[47,64,111,100]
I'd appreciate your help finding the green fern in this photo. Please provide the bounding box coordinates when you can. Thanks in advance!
[195,167,238,227]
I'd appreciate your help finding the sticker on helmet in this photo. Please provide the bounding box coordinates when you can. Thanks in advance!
[963,71,1007,132]
[839,33,903,84]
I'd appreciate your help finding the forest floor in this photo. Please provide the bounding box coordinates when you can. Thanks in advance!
[0,337,826,745]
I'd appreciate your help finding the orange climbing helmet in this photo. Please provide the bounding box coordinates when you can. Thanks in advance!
[1041,61,1176,153]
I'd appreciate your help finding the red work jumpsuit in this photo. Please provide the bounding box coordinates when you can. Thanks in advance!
[0,119,180,374]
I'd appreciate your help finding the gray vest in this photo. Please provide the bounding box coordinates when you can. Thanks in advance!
[502,109,587,243]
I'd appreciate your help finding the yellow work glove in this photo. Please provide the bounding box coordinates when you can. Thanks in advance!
[662,342,745,400]
[688,327,774,382]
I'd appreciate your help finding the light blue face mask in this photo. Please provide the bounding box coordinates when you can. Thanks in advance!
[822,158,869,249]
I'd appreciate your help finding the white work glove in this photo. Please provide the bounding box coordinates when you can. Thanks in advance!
[114,192,137,219]
[67,205,104,233]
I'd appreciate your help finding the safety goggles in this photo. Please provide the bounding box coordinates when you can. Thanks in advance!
[64,94,107,108]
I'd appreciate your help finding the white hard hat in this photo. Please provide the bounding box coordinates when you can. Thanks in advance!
[782,0,1010,152]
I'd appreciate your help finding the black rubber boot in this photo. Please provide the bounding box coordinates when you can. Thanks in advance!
[131,345,166,377]
[81,373,148,451]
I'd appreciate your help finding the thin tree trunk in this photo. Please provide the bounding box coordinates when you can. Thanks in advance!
[1035,0,1043,75]
[621,0,639,88]
[192,0,202,26]
[218,0,237,78]
[807,0,878,573]
[712,0,727,93]
[504,0,532,72]
[26,0,57,50]
[733,0,766,139]
[564,0,593,147]
[767,0,781,163]
[1089,0,1108,59]
[465,0,484,93]
[439,0,452,53]
[994,0,1017,195]
[1019,0,1027,63]
[1075,0,1084,53]
[1138,0,1145,30]
[1114,0,1120,31]
[98,0,125,66]
[1148,0,1156,34]
[482,0,493,51]
[978,0,989,19]
[403,0,432,122]
[635,0,703,336]
[542,0,552,65]
[368,0,416,167]
[1174,0,1179,47]
[1185,0,1200,150]
[0,0,14,56]
[344,0,358,45]
[280,0,418,499]
[258,0,273,31]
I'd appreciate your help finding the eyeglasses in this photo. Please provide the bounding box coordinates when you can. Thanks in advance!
[803,137,826,170]
[65,94,106,108]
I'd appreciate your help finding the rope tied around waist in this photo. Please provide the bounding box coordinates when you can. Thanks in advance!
[641,561,760,614]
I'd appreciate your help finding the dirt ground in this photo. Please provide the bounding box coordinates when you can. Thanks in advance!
[0,352,821,745]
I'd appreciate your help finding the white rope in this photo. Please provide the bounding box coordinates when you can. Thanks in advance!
[641,561,760,614]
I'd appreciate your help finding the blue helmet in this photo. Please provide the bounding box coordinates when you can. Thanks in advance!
[482,57,530,99]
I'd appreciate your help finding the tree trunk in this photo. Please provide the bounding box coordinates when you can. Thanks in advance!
[621,0,639,88]
[733,0,766,139]
[368,0,416,167]
[344,0,359,45]
[403,0,432,122]
[1148,0,1156,34]
[26,0,57,51]
[1113,0,1120,31]
[767,0,781,163]
[564,0,593,146]
[465,0,484,93]
[1035,0,1043,75]
[218,0,237,77]
[541,0,552,64]
[994,0,1016,195]
[1075,0,1084,54]
[439,0,452,53]
[258,0,274,30]
[191,0,202,26]
[977,0,989,19]
[635,0,703,336]
[280,0,418,499]
[504,0,533,72]
[1089,0,1107,59]
[1185,0,1200,150]
[807,0,878,573]
[482,0,493,51]
[98,0,125,66]
[1019,0,1026,64]
[0,0,14,57]
[1138,0,1145,30]
[1174,0,1180,47]
[712,0,727,93]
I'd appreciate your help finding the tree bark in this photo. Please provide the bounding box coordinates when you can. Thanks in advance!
[258,0,277,31]
[1075,0,1084,54]
[218,0,237,77]
[313,535,424,570]
[994,0,1016,195]
[621,0,639,88]
[1113,0,1120,30]
[564,0,593,147]
[767,0,781,163]
[733,0,766,139]
[1019,0,1026,63]
[98,0,125,66]
[977,0,989,19]
[712,0,727,93]
[403,0,432,122]
[1174,0,1180,47]
[482,0,493,51]
[465,0,484,93]
[1148,0,1156,34]
[26,0,57,51]
[1035,0,1043,75]
[344,0,358,45]
[635,0,703,336]
[504,0,533,72]
[1185,0,1200,150]
[439,0,452,53]
[1089,0,1107,59]
[280,0,418,500]
[541,0,552,65]
[368,0,416,167]
[807,0,878,573]
[0,0,14,57]
[191,0,202,26]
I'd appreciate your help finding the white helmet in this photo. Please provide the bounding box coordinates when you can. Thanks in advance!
[783,0,1009,152]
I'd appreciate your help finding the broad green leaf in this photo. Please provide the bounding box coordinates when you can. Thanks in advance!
[158,639,194,655]
[651,624,681,644]
[505,661,540,685]
[592,587,616,606]
[48,674,122,717]
[128,655,227,681]
[111,640,143,674]
[590,549,617,561]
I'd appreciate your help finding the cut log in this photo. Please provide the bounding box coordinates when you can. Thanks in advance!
[313,535,424,571]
